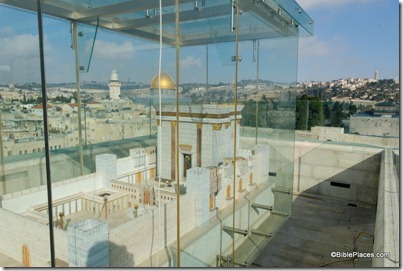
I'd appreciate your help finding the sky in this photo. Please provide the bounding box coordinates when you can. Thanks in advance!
[0,0,399,84]
[297,0,399,82]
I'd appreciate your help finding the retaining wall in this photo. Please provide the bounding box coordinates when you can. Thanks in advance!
[293,141,382,205]
[372,149,399,267]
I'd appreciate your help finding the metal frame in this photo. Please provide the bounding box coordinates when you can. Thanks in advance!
[0,0,313,46]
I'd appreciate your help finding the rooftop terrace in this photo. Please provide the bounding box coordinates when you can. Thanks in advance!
[253,193,376,268]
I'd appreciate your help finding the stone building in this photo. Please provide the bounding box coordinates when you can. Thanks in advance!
[350,102,399,137]
[108,70,121,100]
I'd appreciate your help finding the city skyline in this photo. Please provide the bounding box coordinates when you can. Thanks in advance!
[0,0,399,84]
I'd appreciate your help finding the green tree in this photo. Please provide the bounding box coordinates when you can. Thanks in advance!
[295,98,308,130]
[330,101,344,127]
[35,96,43,104]
[295,95,324,130]
[308,97,324,128]
[348,102,357,115]
[323,102,331,120]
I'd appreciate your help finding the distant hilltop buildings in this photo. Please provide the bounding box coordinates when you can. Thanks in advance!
[298,69,399,88]
[297,70,399,103]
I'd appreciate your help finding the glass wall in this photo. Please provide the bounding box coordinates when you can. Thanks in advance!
[0,0,315,267]
[0,5,51,267]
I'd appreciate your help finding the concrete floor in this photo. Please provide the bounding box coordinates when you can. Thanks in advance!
[252,193,377,268]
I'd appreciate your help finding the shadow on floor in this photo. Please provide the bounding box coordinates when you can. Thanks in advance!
[252,193,376,268]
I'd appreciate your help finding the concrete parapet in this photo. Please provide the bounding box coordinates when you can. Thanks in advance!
[372,149,399,267]
[293,141,382,205]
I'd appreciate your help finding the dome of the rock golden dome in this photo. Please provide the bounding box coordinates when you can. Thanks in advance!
[150,73,175,89]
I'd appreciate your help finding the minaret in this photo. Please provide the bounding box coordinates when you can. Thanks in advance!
[374,69,378,81]
[108,70,121,100]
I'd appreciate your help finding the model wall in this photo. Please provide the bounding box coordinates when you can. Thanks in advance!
[108,193,196,267]
[0,208,68,267]
[1,173,103,213]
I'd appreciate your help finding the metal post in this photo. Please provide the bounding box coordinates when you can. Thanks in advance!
[0,113,6,194]
[175,0,181,266]
[72,21,84,176]
[83,95,87,145]
[149,100,152,138]
[232,0,240,267]
[206,45,209,94]
[36,0,55,266]
[254,40,260,145]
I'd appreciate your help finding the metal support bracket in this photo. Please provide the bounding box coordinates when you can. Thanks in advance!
[250,229,272,238]
[272,187,291,194]
[251,203,273,211]
[219,255,248,267]
[271,210,289,217]
[223,225,248,236]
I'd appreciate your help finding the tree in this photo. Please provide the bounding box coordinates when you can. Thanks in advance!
[323,102,331,120]
[295,98,308,130]
[330,101,344,127]
[348,102,357,115]
[308,97,324,128]
[36,96,43,104]
[295,95,324,130]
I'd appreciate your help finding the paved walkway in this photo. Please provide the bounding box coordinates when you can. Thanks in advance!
[252,194,376,268]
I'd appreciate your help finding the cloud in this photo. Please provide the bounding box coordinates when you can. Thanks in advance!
[298,0,372,10]
[0,65,10,72]
[299,36,347,59]
[93,40,135,59]
[0,26,13,36]
[0,32,57,82]
[179,56,202,69]
[0,34,39,58]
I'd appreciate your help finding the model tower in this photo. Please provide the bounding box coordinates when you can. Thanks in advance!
[108,70,121,100]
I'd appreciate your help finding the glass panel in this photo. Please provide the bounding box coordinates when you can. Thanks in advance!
[0,0,315,268]
[77,21,99,73]
[274,0,314,36]
[235,36,298,265]
[0,0,311,45]
[0,5,50,267]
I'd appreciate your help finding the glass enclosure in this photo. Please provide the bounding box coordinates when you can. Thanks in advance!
[0,0,314,267]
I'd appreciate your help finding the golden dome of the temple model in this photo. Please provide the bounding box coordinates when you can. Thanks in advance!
[150,73,175,89]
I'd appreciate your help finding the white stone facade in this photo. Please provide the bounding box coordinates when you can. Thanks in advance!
[96,154,117,188]
[108,70,121,100]
[186,167,210,227]
[157,104,243,182]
